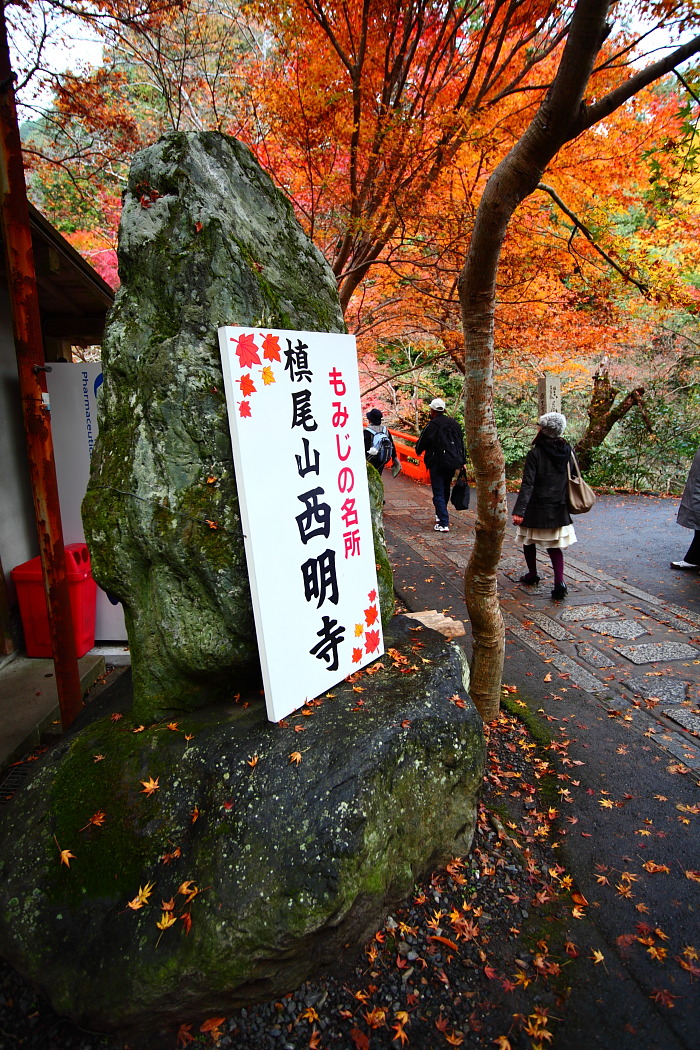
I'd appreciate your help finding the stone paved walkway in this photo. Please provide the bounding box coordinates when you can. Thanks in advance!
[382,472,700,770]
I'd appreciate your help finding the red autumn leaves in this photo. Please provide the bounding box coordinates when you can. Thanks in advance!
[231,331,280,417]
[352,590,381,663]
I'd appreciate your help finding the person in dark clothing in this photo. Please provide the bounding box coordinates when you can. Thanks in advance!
[415,398,466,532]
[512,412,575,600]
[363,408,397,476]
[671,447,700,569]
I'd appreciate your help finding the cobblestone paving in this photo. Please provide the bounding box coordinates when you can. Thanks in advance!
[383,474,700,770]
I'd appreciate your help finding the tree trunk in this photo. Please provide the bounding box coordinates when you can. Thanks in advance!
[457,0,616,721]
[455,0,700,720]
[575,368,651,473]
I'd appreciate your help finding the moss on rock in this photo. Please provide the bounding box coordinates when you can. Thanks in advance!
[0,616,484,1034]
[83,132,349,720]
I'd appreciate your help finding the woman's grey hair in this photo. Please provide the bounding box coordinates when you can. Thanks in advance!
[538,412,567,437]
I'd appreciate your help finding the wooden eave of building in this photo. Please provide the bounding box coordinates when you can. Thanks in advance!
[0,202,114,346]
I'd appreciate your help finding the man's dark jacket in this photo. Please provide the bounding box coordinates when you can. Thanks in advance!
[512,437,573,529]
[415,414,465,471]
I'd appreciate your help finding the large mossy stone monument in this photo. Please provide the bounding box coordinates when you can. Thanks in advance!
[81,129,393,721]
[0,133,485,1037]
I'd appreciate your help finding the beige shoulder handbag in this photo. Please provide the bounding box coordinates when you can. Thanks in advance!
[567,451,596,514]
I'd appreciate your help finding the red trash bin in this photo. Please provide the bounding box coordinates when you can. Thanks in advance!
[10,543,97,658]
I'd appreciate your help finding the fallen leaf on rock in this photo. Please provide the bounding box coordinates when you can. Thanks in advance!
[127,881,155,910]
[55,838,75,868]
[650,989,678,1008]
[177,1022,195,1046]
[156,911,177,932]
[140,776,160,795]
[177,880,199,903]
[78,810,106,832]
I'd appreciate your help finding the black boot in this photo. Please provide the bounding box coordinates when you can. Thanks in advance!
[551,582,568,600]
[519,573,540,585]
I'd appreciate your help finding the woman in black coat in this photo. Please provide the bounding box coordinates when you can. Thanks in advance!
[511,412,575,600]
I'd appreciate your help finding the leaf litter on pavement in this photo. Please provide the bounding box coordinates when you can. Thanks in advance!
[1,679,698,1049]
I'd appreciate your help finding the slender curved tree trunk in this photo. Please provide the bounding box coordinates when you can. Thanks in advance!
[456,0,700,720]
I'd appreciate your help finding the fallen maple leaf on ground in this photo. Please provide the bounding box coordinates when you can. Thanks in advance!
[289,751,303,764]
[200,1016,227,1044]
[140,776,160,795]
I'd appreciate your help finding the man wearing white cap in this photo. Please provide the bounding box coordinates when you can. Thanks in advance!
[415,398,466,532]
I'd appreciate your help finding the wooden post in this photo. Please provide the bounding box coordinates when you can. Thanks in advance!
[0,5,82,727]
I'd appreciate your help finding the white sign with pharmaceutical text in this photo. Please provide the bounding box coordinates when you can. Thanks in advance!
[218,326,383,722]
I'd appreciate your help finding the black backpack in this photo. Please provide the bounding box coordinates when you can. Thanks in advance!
[365,426,393,469]
[434,419,465,472]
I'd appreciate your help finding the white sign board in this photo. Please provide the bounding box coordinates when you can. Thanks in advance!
[219,326,383,722]
[47,363,128,641]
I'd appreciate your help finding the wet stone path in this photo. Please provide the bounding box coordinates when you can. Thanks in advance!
[382,472,700,771]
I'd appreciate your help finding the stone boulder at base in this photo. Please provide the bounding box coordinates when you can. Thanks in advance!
[82,131,393,721]
[0,616,484,1037]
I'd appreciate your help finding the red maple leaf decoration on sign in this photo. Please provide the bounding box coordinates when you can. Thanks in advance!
[368,589,377,602]
[239,401,252,418]
[352,647,363,663]
[234,332,261,368]
[365,629,380,654]
[364,605,378,626]
[262,333,281,361]
[238,373,256,396]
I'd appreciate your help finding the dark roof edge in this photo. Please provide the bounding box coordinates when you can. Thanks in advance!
[28,201,115,307]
